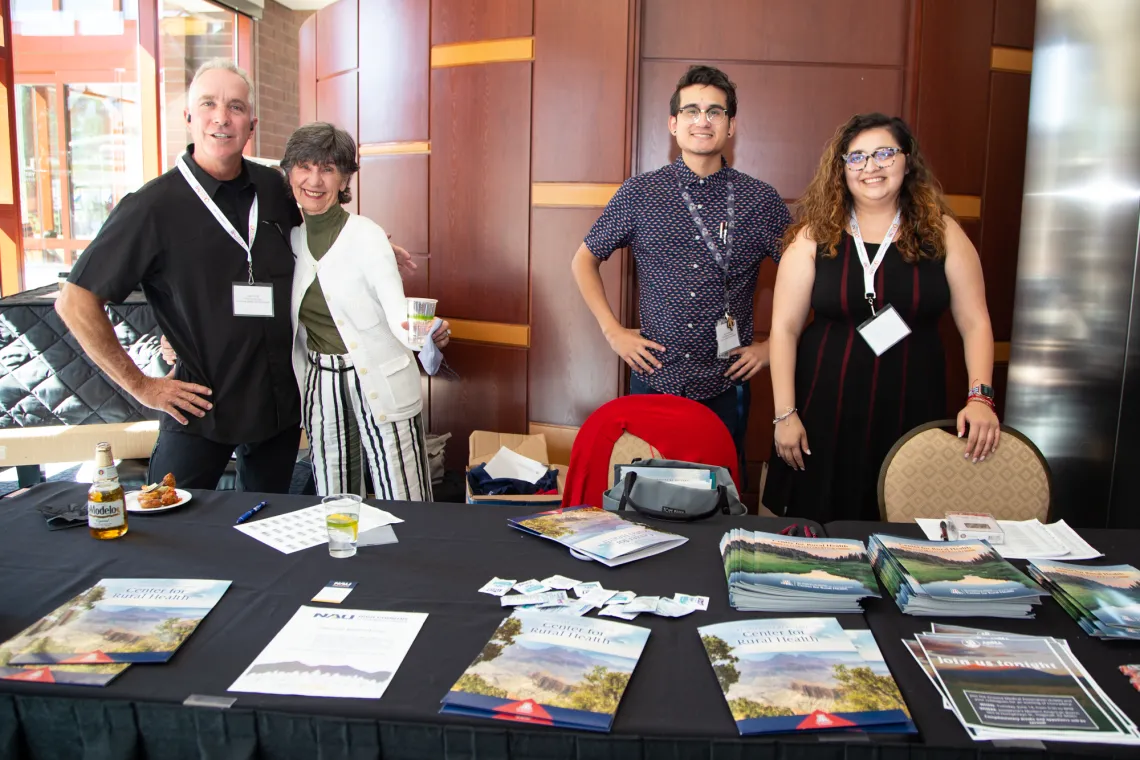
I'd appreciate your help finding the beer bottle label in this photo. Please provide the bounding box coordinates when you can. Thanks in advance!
[95,464,119,482]
[88,499,125,529]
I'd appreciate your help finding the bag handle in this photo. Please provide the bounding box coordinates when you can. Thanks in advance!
[616,472,730,522]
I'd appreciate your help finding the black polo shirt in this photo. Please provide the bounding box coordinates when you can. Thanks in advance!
[68,146,303,445]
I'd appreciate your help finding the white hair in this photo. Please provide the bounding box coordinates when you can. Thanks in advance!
[188,58,255,110]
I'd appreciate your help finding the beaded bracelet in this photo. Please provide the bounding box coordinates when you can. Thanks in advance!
[773,407,797,424]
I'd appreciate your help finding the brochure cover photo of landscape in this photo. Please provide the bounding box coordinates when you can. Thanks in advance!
[873,536,1042,600]
[721,531,878,596]
[698,618,910,735]
[5,579,231,664]
[440,610,651,732]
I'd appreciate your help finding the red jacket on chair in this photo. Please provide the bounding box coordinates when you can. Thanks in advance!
[562,394,740,508]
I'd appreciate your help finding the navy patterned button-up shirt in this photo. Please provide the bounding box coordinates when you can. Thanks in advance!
[584,155,792,400]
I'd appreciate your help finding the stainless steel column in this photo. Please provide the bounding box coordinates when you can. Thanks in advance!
[1006,0,1140,527]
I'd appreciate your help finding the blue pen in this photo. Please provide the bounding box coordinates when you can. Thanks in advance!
[236,500,269,525]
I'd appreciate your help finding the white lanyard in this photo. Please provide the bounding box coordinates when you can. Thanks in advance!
[177,155,259,283]
[849,208,901,314]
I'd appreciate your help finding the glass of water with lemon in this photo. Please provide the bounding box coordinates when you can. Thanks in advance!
[322,494,362,558]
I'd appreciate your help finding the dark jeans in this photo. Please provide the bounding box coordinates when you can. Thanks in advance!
[147,426,301,493]
[628,374,751,491]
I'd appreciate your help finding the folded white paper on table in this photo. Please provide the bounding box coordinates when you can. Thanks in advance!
[914,518,1102,560]
[484,446,548,484]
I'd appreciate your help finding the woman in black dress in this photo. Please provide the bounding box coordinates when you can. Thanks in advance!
[763,113,999,522]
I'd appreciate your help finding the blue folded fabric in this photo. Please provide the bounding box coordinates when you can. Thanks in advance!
[467,462,559,496]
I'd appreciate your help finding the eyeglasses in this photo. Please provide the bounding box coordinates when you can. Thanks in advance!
[677,105,728,125]
[842,147,905,170]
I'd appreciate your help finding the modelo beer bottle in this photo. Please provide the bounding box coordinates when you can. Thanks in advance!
[89,443,127,539]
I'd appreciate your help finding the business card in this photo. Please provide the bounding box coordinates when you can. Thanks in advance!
[312,580,357,604]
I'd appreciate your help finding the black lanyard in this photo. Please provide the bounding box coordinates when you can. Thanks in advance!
[676,170,735,317]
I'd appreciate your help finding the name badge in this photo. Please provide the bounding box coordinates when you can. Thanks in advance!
[232,283,274,318]
[857,304,911,356]
[716,317,741,359]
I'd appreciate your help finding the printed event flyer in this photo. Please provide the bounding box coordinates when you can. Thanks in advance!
[441,609,650,732]
[5,579,231,665]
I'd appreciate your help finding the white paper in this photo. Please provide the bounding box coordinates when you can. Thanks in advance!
[540,575,580,590]
[484,446,548,484]
[614,466,714,490]
[478,578,516,596]
[228,606,426,699]
[914,518,1102,560]
[235,504,404,554]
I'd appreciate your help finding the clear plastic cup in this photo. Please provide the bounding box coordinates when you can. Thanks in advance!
[407,297,439,347]
[322,494,362,558]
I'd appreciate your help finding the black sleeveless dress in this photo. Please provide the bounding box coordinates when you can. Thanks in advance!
[763,231,950,522]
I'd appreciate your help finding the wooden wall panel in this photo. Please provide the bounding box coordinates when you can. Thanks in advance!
[530,207,624,426]
[980,72,1031,342]
[993,0,1036,49]
[359,0,429,145]
[357,154,428,253]
[315,0,357,79]
[402,253,430,299]
[641,0,907,66]
[430,63,531,324]
[298,15,317,124]
[430,0,532,45]
[316,70,358,137]
[430,343,528,470]
[638,62,902,197]
[531,0,629,183]
[915,0,994,195]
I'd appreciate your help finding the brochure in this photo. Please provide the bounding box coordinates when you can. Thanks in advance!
[719,529,879,612]
[508,506,688,567]
[228,606,427,699]
[869,534,1045,617]
[697,618,910,735]
[0,662,129,687]
[6,579,231,664]
[440,609,650,732]
[1027,560,1140,639]
[915,631,1140,743]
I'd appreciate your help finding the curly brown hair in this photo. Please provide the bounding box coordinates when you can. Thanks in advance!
[785,113,952,261]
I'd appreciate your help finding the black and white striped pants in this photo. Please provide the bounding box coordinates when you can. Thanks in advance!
[302,351,432,501]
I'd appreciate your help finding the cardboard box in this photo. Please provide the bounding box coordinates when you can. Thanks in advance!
[467,431,566,506]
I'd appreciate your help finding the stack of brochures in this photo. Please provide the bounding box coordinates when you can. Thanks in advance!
[718,529,880,612]
[906,624,1140,745]
[869,534,1047,617]
[440,609,650,732]
[0,578,231,687]
[697,618,914,735]
[1027,560,1140,639]
[508,506,688,566]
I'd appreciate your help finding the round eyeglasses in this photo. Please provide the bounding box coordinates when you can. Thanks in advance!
[677,105,728,125]
[842,147,905,171]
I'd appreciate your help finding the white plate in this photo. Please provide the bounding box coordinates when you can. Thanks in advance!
[125,488,193,513]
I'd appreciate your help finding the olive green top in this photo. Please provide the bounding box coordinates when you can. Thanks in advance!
[298,204,350,355]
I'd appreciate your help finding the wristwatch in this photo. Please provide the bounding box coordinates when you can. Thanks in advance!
[969,384,995,400]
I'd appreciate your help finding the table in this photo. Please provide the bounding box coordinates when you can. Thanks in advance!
[0,485,1136,760]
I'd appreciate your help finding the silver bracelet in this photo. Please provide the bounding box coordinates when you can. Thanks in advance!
[772,407,797,424]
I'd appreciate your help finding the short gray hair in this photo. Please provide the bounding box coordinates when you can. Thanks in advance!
[280,122,360,205]
[189,58,254,110]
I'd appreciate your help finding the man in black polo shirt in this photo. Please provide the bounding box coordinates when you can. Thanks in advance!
[57,60,303,492]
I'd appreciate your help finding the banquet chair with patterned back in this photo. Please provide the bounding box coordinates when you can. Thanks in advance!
[877,420,1051,523]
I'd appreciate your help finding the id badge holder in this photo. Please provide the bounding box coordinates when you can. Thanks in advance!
[716,316,741,359]
[857,303,911,356]
[232,282,274,318]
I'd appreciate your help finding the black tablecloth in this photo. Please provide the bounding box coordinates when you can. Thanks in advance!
[0,484,1136,760]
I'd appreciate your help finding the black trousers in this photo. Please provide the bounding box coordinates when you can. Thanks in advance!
[147,426,301,493]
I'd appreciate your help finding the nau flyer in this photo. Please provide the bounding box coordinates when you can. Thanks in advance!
[441,609,651,732]
[698,618,910,735]
[6,579,231,665]
[509,507,687,567]
[229,606,427,699]
[916,632,1132,741]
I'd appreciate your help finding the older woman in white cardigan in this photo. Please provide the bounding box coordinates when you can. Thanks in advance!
[282,122,448,501]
